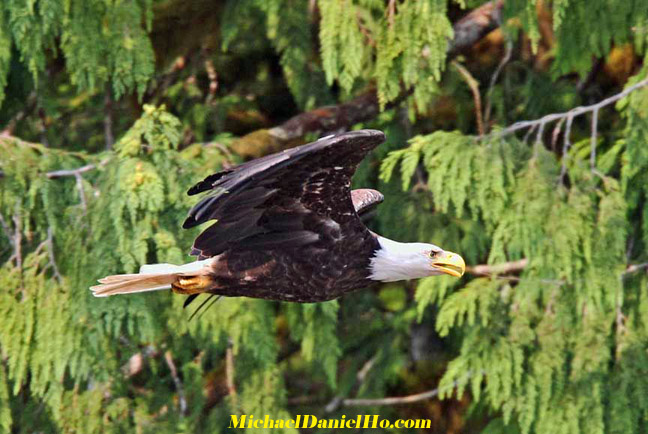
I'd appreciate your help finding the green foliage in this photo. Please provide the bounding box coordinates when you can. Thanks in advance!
[0,12,11,107]
[0,0,154,104]
[318,0,368,93]
[0,107,219,432]
[0,361,10,432]
[289,302,341,387]
[618,68,648,250]
[222,0,331,109]
[319,0,452,108]
[2,1,648,433]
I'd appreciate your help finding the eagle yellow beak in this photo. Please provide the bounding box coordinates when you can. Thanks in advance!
[432,251,465,277]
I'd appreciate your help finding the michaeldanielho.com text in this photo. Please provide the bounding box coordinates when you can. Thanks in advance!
[229,414,432,430]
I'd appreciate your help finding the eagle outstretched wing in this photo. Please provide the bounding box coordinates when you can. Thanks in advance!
[183,130,385,259]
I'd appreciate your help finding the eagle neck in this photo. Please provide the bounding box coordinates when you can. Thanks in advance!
[368,235,431,282]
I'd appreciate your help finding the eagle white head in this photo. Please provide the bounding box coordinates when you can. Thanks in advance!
[369,236,465,282]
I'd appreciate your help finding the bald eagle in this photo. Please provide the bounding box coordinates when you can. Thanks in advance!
[91,130,465,303]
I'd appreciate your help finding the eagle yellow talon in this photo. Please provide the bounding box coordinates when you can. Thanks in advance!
[172,275,213,294]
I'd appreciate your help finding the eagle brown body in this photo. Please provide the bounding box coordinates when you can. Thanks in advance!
[196,234,379,302]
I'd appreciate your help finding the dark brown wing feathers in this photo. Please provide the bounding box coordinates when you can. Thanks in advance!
[183,130,386,259]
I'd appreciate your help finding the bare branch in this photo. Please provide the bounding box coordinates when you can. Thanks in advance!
[551,116,565,151]
[46,228,63,284]
[484,39,513,128]
[452,61,485,136]
[615,293,627,345]
[164,351,188,417]
[590,108,599,172]
[448,0,503,57]
[12,210,22,272]
[467,258,647,280]
[202,141,236,167]
[533,121,546,157]
[1,164,96,180]
[74,173,88,215]
[356,12,376,47]
[535,121,546,145]
[615,272,627,351]
[8,207,24,292]
[104,86,114,150]
[626,236,635,262]
[325,354,378,413]
[0,214,13,253]
[342,388,441,407]
[204,58,218,105]
[387,0,396,29]
[1,92,37,136]
[46,164,97,179]
[544,288,559,314]
[467,259,528,276]
[37,106,49,148]
[523,123,538,145]
[559,113,574,185]
[225,338,238,409]
[340,372,475,407]
[624,262,648,275]
[491,78,648,139]
[122,345,159,378]
[123,353,146,378]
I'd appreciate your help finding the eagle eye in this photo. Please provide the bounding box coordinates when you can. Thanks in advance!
[429,251,439,258]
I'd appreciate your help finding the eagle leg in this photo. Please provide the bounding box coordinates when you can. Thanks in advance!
[172,275,214,295]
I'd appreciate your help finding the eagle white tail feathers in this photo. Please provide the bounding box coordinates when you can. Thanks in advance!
[90,273,176,297]
[90,259,213,297]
